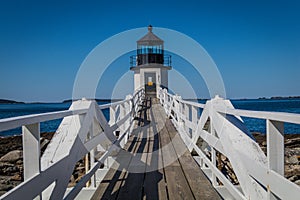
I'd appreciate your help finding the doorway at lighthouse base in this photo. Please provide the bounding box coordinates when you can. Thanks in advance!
[144,72,156,98]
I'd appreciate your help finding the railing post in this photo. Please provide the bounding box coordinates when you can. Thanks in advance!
[163,89,167,110]
[210,119,218,186]
[191,105,198,138]
[89,149,96,187]
[184,104,190,136]
[109,105,116,126]
[175,96,182,124]
[89,121,96,188]
[267,120,284,175]
[124,95,132,143]
[267,120,284,199]
[22,123,41,199]
[23,123,41,180]
[119,103,126,148]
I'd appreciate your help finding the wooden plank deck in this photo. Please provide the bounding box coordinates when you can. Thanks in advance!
[91,98,221,200]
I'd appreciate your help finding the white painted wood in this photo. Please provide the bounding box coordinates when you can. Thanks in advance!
[99,98,131,110]
[211,101,267,200]
[267,120,284,175]
[109,105,116,126]
[2,87,300,200]
[0,109,87,132]
[193,148,246,200]
[267,120,284,200]
[210,120,218,187]
[191,105,198,137]
[22,123,41,181]
[215,106,300,125]
[22,123,42,200]
[157,87,300,200]
[184,104,190,136]
[0,89,146,200]
[238,152,300,200]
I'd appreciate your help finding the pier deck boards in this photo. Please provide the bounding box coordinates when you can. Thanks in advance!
[91,99,221,200]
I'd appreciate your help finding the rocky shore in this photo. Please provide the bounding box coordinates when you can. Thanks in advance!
[213,133,300,186]
[0,132,54,196]
[0,132,90,196]
[252,132,300,185]
[0,132,299,196]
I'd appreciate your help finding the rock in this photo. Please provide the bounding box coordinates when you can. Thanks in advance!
[295,180,300,186]
[3,166,18,175]
[68,175,76,187]
[0,183,13,191]
[15,160,22,165]
[0,191,7,196]
[0,163,15,175]
[10,174,22,181]
[285,165,300,177]
[41,138,50,153]
[220,155,227,162]
[286,155,299,164]
[0,150,22,163]
[76,166,85,171]
[285,148,300,157]
[0,163,14,168]
[0,136,22,158]
[288,175,299,182]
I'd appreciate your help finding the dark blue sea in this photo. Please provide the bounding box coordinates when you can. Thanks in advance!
[197,99,300,134]
[231,99,300,134]
[0,99,300,136]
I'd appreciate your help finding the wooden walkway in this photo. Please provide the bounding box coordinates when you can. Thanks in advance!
[91,98,221,200]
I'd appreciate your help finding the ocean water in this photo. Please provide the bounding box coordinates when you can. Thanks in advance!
[196,99,300,134]
[231,99,300,134]
[0,102,110,136]
[0,99,300,136]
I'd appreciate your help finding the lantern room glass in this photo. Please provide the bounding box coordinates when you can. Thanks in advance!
[137,45,164,65]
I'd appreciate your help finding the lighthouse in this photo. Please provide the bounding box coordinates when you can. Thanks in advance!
[130,25,171,98]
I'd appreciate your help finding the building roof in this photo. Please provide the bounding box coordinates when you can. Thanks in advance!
[137,25,164,46]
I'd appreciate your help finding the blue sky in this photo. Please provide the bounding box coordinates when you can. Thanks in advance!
[0,0,299,102]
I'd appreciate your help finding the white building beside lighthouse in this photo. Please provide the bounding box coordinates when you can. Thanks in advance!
[130,25,171,98]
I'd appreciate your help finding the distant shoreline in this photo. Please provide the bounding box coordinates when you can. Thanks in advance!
[0,99,25,104]
[0,99,122,104]
[0,96,300,104]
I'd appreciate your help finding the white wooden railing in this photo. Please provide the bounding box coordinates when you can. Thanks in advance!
[0,89,145,200]
[158,88,300,200]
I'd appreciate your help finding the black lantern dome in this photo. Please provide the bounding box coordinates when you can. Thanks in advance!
[136,25,164,65]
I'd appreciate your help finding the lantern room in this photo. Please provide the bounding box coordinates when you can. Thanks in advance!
[130,25,171,98]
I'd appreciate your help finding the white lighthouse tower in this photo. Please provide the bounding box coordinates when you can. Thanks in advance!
[130,25,171,98]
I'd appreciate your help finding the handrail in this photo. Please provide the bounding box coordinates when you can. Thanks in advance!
[0,88,145,133]
[0,88,145,200]
[158,87,300,200]
[0,109,88,132]
[98,98,132,109]
[215,106,300,125]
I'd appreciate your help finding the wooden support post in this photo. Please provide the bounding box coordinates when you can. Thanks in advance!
[90,149,95,187]
[210,120,218,186]
[124,95,131,144]
[191,106,198,138]
[184,104,190,136]
[267,120,284,175]
[109,105,116,126]
[267,120,284,199]
[22,123,41,200]
[119,104,126,148]
[89,123,96,188]
[22,123,41,180]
